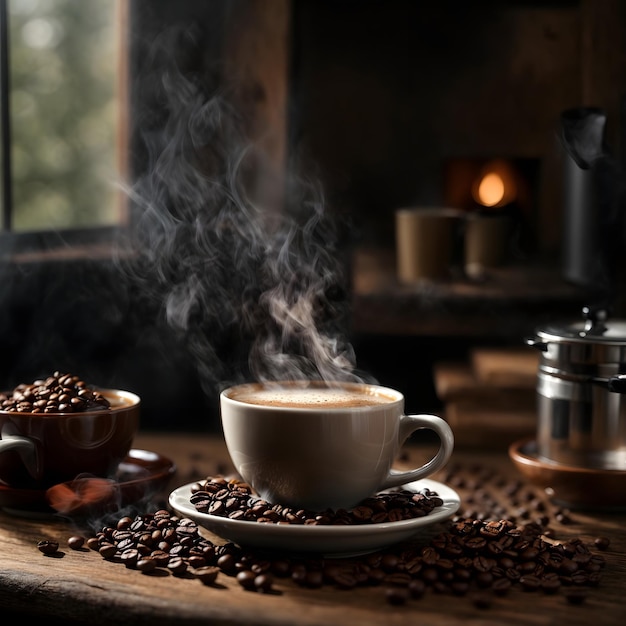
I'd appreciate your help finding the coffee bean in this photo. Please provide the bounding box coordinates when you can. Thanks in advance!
[519,574,541,591]
[594,536,610,550]
[217,554,238,575]
[167,557,188,575]
[254,573,274,593]
[491,577,511,596]
[236,570,257,591]
[120,549,140,568]
[384,572,412,586]
[37,540,59,555]
[98,543,117,560]
[136,557,157,573]
[67,536,85,550]
[150,550,170,567]
[194,566,219,585]
[331,571,358,589]
[86,537,100,551]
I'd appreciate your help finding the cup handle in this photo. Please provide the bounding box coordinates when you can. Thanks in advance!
[0,435,38,478]
[379,414,454,491]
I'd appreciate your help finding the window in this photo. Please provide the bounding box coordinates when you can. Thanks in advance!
[0,0,124,237]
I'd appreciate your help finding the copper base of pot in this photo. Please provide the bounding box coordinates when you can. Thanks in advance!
[509,438,626,511]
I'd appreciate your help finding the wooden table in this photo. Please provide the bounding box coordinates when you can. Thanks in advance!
[1,432,624,626]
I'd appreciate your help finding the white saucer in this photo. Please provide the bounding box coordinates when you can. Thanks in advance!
[168,478,460,557]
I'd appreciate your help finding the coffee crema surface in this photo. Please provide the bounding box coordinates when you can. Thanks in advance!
[228,385,398,409]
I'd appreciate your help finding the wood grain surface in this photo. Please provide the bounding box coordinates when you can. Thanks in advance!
[1,432,624,626]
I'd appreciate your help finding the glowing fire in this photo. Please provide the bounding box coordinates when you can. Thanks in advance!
[476,172,505,206]
[471,160,517,209]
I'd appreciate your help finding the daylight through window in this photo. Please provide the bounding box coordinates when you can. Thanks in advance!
[1,0,123,233]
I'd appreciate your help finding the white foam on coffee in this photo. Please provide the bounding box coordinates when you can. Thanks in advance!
[234,387,395,407]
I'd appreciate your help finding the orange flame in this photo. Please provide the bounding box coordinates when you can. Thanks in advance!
[471,160,517,209]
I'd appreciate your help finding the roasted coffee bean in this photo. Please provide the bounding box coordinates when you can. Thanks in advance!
[67,536,85,550]
[98,543,117,560]
[167,557,188,575]
[384,572,412,586]
[408,578,426,598]
[594,536,610,550]
[519,574,541,591]
[37,540,59,555]
[217,553,238,574]
[491,577,511,596]
[136,557,157,573]
[116,538,135,552]
[120,549,140,568]
[380,553,401,571]
[473,556,495,572]
[541,573,561,594]
[236,570,257,591]
[331,571,358,589]
[254,573,274,593]
[151,550,171,567]
[188,555,207,569]
[86,537,100,551]
[194,566,220,585]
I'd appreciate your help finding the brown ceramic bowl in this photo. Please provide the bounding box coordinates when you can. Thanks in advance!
[0,389,140,490]
[509,438,626,511]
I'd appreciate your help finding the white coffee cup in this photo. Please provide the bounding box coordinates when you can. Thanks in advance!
[220,380,454,511]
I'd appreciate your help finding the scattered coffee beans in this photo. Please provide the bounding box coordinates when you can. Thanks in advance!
[41,461,610,610]
[0,371,111,413]
[189,475,443,525]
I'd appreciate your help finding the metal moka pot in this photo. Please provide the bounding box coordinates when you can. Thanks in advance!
[526,306,626,471]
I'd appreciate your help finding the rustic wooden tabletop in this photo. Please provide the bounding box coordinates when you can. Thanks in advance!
[1,431,624,626]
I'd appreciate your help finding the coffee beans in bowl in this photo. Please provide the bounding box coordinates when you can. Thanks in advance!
[0,371,111,413]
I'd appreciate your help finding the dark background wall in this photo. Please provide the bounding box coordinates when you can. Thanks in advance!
[1,0,624,431]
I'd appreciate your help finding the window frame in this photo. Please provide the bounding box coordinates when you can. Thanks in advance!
[0,0,130,261]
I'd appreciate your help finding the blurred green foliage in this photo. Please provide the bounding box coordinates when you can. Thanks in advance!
[8,0,119,231]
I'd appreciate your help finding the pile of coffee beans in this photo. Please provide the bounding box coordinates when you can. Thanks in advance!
[189,475,444,525]
[0,371,111,413]
[37,461,611,609]
[39,508,608,608]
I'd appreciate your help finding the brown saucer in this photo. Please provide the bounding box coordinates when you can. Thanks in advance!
[509,438,626,511]
[0,449,176,517]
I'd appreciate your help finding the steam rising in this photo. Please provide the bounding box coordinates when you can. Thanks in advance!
[119,27,367,395]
